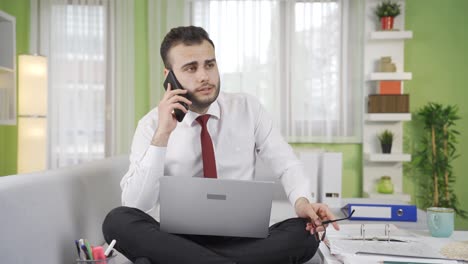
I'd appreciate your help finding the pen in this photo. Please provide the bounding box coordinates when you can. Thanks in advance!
[79,239,86,259]
[81,245,90,260]
[74,240,82,260]
[85,240,94,260]
[105,239,116,257]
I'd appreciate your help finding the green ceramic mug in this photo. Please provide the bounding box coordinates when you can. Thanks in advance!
[427,207,454,237]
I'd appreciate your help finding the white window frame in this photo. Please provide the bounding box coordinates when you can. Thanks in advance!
[189,0,362,143]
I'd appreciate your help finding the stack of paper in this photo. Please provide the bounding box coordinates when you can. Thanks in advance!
[325,224,461,263]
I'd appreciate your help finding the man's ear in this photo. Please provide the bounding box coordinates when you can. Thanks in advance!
[163,68,169,77]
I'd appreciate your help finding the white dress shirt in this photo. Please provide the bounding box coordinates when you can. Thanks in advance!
[121,92,313,213]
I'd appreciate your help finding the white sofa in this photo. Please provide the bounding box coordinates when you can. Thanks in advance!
[0,155,319,264]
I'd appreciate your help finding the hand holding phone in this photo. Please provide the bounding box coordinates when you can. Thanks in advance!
[163,70,189,122]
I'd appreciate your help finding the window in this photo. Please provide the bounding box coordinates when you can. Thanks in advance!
[48,2,108,167]
[190,0,363,142]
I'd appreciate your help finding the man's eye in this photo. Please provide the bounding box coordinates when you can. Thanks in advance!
[206,63,215,69]
[186,66,196,72]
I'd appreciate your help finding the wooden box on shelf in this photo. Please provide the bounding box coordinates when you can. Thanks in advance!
[368,94,409,113]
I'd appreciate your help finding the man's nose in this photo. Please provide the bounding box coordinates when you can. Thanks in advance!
[197,68,209,83]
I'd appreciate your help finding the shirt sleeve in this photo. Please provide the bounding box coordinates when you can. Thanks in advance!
[252,99,314,207]
[120,114,165,213]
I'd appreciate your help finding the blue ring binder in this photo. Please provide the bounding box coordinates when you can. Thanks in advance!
[343,203,417,222]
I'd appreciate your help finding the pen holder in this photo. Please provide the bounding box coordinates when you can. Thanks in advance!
[76,255,117,264]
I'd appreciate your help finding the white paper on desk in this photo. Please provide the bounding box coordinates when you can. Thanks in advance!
[329,239,445,259]
[338,253,458,264]
[326,224,455,262]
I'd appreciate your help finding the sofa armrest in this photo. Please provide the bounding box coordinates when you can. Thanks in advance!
[0,155,128,264]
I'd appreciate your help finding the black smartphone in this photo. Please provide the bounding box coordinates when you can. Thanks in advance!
[163,70,189,122]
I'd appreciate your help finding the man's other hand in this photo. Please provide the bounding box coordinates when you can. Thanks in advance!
[294,197,339,234]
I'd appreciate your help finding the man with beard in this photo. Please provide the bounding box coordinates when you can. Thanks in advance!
[102,26,338,264]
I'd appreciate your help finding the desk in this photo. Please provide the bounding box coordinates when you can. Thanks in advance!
[318,198,467,264]
[319,230,468,264]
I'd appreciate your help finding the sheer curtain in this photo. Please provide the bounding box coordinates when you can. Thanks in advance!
[109,1,135,155]
[33,0,134,168]
[147,0,188,108]
[190,0,363,143]
[191,0,282,125]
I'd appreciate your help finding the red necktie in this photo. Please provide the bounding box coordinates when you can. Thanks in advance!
[196,115,217,178]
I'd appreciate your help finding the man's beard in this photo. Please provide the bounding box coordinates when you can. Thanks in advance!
[186,80,221,113]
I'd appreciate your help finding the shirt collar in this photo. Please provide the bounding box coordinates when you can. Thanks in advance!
[184,97,221,126]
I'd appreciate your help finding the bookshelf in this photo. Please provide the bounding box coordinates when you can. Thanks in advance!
[362,0,412,202]
[0,10,16,125]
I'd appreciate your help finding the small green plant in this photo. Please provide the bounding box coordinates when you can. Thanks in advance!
[375,1,401,18]
[378,129,394,145]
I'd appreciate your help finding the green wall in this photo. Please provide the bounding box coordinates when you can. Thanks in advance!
[0,0,29,176]
[405,0,468,230]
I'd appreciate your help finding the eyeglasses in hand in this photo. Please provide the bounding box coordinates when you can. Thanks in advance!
[313,209,355,242]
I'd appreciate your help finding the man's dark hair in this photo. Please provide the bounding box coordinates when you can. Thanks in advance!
[160,26,215,69]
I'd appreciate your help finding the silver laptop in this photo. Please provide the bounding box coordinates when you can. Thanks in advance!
[159,176,274,238]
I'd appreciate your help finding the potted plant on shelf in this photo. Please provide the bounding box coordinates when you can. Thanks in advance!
[375,0,401,30]
[378,129,394,154]
[413,102,467,221]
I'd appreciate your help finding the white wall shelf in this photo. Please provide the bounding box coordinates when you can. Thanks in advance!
[370,31,413,40]
[365,113,412,122]
[365,153,411,162]
[368,72,412,81]
[362,0,411,203]
[0,10,16,125]
[365,192,411,203]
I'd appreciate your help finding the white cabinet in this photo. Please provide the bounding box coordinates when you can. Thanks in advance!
[368,72,412,81]
[362,0,412,202]
[365,113,411,121]
[369,30,413,40]
[0,10,16,125]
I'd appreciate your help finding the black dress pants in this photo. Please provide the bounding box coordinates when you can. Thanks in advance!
[102,206,319,264]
